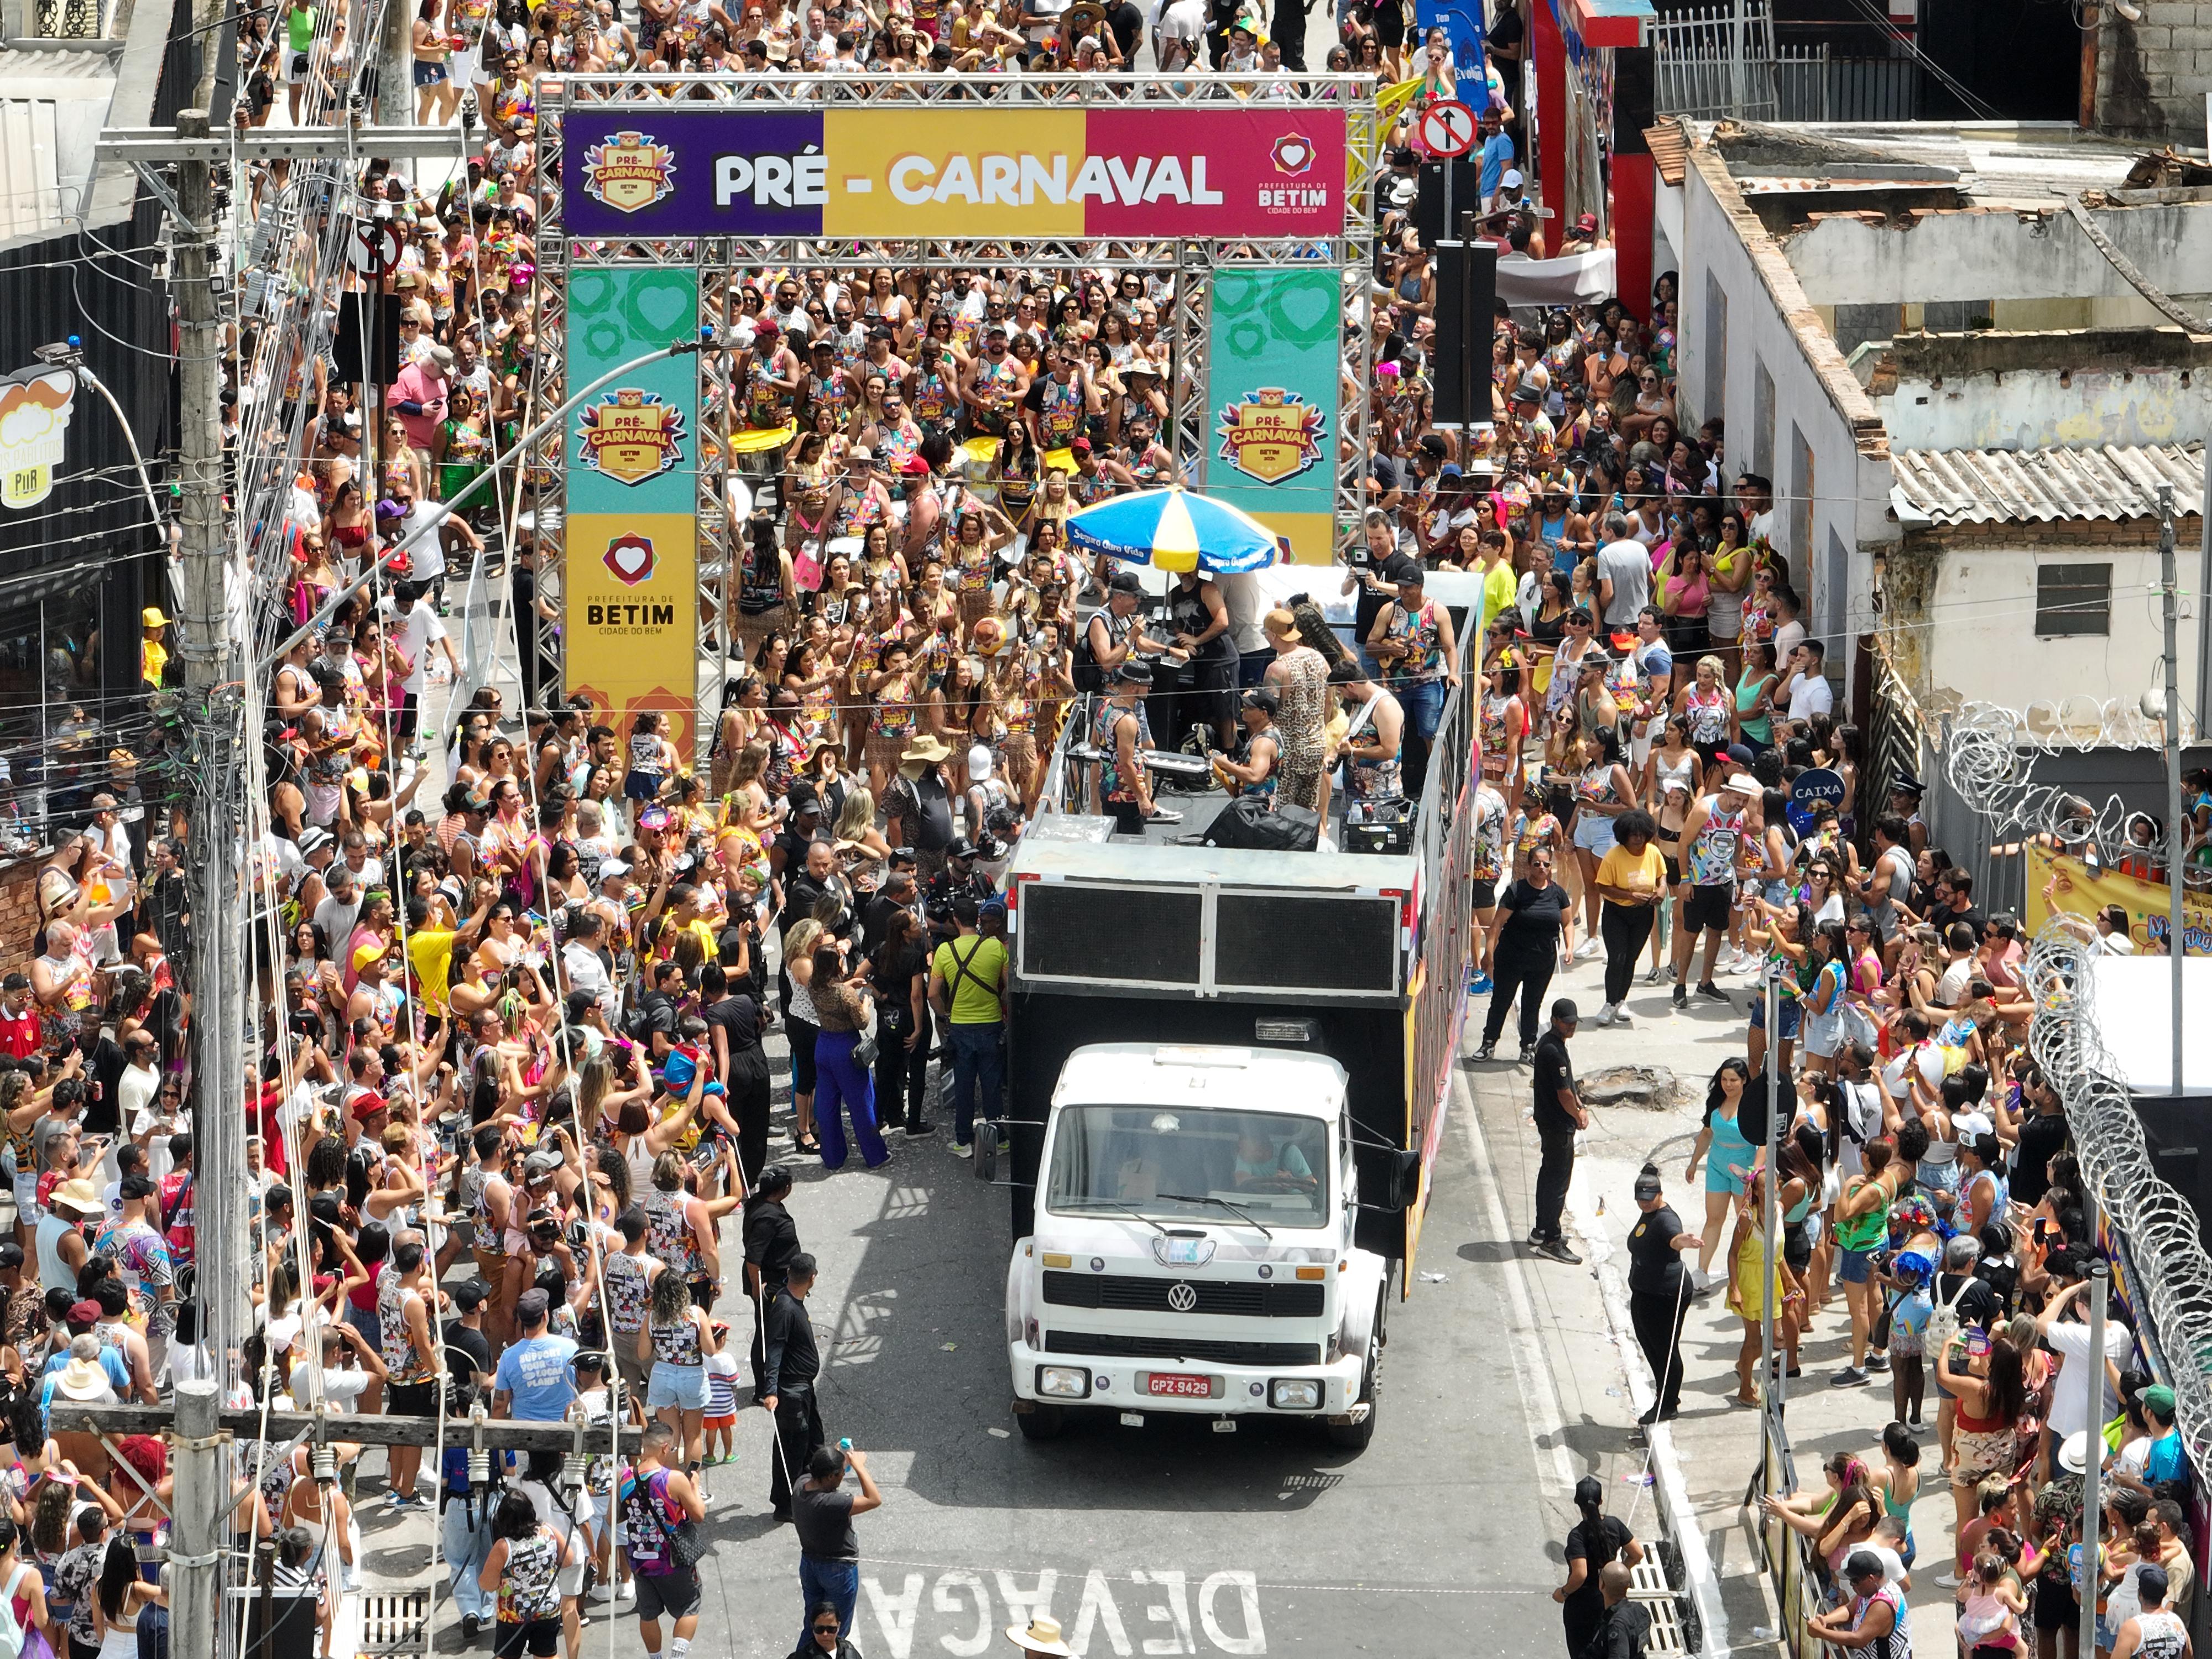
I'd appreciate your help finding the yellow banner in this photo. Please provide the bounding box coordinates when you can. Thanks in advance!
[565,512,699,756]
[2026,845,2212,956]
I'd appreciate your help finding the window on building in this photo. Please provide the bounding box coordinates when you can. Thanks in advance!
[2034,563,2111,637]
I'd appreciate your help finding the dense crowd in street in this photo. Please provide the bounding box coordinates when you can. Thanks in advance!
[0,0,2189,1652]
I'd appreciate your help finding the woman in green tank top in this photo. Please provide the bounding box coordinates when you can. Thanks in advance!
[1832,1140,1898,1389]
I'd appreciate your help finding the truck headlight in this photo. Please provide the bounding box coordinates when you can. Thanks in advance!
[1036,1365,1091,1399]
[1270,1378,1323,1410]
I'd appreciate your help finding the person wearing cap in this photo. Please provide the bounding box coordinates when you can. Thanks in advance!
[1670,771,1759,1008]
[493,1285,580,1423]
[1625,1164,1700,1425]
[139,608,170,690]
[922,833,995,946]
[1208,688,1281,804]
[1528,999,1587,1264]
[2115,1383,2186,1493]
[1089,658,1160,834]
[1806,1550,1906,1659]
[1886,772,1928,854]
[885,734,956,885]
[0,971,42,1062]
[1084,568,1167,685]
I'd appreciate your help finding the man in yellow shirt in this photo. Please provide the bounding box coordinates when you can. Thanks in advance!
[928,893,1008,1156]
[140,607,170,688]
[1591,808,1667,1030]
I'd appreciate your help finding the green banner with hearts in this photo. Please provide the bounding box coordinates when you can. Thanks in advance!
[1205,267,1339,565]
[567,268,698,515]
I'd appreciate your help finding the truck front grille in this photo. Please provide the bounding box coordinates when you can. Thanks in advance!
[1045,1329,1322,1367]
[1042,1271,1326,1318]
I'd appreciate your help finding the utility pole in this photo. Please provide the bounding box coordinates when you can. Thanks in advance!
[2159,485,2185,1094]
[169,106,243,1659]
[2080,1258,2111,1659]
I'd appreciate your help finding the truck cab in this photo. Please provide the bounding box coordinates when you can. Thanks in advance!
[1001,1041,1395,1449]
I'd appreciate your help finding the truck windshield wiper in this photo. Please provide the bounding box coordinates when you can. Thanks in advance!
[1159,1193,1274,1239]
[1057,1198,1171,1237]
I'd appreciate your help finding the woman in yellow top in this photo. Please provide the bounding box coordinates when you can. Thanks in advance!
[1590,808,1667,1028]
[1724,1167,1802,1406]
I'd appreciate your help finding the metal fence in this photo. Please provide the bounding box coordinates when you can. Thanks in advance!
[1651,0,1780,120]
[1653,2,1921,124]
[32,0,107,35]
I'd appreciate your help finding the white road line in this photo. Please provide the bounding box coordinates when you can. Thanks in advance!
[1454,1062,1577,1495]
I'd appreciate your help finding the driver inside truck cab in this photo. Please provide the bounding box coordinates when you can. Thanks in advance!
[1233,1129,1318,1191]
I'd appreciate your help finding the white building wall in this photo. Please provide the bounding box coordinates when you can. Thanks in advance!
[1675,152,1898,681]
[1878,365,2212,452]
[1921,543,2172,714]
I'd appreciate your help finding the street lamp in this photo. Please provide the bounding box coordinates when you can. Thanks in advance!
[34,336,166,542]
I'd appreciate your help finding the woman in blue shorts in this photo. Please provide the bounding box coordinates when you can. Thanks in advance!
[1684,1057,1753,1290]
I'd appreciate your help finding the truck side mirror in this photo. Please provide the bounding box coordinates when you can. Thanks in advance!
[974,1132,1000,1183]
[1387,1150,1421,1212]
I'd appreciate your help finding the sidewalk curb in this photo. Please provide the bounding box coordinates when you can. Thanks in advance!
[1562,1175,1735,1659]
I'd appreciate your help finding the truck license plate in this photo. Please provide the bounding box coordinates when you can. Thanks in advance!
[1147,1373,1214,1398]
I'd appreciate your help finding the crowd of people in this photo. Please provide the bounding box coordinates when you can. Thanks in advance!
[48,0,2206,1650]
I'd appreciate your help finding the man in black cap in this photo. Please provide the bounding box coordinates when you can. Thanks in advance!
[922,837,995,947]
[1886,772,1927,855]
[763,1252,825,1522]
[1082,569,1166,687]
[1625,1164,1700,1425]
[1094,659,1161,834]
[1530,999,1587,1264]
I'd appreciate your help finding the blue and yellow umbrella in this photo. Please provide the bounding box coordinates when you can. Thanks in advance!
[1064,487,1288,575]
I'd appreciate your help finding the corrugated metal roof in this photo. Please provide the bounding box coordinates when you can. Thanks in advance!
[1891,444,2206,527]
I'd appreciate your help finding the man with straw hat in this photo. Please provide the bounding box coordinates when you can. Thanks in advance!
[887,735,955,884]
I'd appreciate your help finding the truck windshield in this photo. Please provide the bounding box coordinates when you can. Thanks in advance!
[1045,1105,1331,1229]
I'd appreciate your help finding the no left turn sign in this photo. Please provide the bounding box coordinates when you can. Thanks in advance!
[1418,98,1478,159]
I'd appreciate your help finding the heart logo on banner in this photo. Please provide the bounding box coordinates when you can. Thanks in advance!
[570,272,615,321]
[602,533,658,586]
[583,321,626,362]
[1265,271,1339,347]
[1277,140,1310,171]
[621,272,697,345]
[1211,272,1259,320]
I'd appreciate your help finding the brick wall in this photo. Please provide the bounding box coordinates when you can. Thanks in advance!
[0,856,49,965]
[2098,3,2212,140]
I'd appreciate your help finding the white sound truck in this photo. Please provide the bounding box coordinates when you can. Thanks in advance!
[997,1039,1410,1448]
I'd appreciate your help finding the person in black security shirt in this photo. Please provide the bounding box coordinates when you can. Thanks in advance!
[922,838,995,946]
[1478,847,1574,1062]
[1530,999,1587,1264]
[791,1444,882,1648]
[1344,512,1419,671]
[702,963,771,1182]
[762,1250,825,1521]
[1581,1562,1652,1659]
[744,1166,801,1392]
[859,867,919,958]
[2008,1060,2068,1209]
[1625,1165,1700,1425]
[630,961,684,1047]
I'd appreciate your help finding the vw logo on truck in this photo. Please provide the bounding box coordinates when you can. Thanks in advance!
[1166,1282,1198,1313]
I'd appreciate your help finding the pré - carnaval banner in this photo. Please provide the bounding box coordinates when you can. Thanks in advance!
[565,268,700,754]
[2026,845,2212,956]
[562,107,1348,239]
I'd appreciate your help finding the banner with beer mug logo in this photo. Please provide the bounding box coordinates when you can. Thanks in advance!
[0,366,76,510]
[565,268,700,754]
[1205,269,1339,565]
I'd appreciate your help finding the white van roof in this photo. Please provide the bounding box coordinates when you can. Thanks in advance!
[1052,1042,1348,1118]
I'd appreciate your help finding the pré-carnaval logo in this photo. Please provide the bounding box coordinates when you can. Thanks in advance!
[577,389,686,486]
[1216,387,1324,485]
[581,131,677,214]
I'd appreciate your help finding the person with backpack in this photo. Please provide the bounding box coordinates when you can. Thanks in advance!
[928,895,1009,1157]
[618,1423,706,1659]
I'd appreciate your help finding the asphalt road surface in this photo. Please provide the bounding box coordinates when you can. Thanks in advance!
[671,1058,1570,1659]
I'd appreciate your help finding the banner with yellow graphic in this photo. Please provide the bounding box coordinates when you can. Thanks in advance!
[565,269,699,754]
[2026,845,2212,956]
